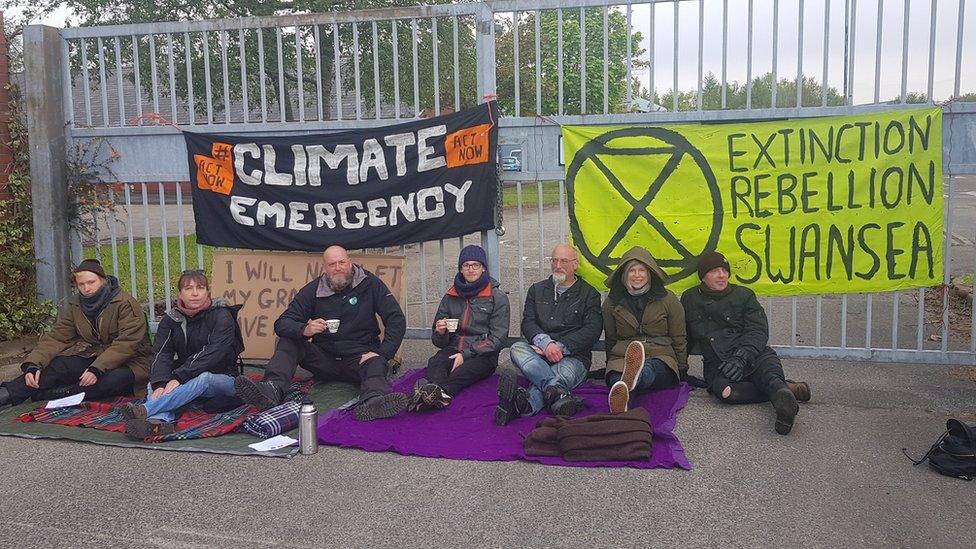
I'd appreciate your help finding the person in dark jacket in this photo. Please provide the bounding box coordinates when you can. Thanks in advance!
[235,246,408,421]
[680,251,811,435]
[495,244,602,425]
[408,245,510,411]
[120,270,245,439]
[0,259,151,409]
[602,246,688,414]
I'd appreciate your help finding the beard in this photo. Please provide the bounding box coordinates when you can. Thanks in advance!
[325,270,352,292]
[551,271,567,285]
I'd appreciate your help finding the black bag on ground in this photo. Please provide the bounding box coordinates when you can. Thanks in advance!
[905,419,976,481]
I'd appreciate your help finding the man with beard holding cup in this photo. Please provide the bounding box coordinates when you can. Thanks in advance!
[235,246,408,421]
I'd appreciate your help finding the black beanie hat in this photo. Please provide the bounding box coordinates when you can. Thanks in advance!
[458,245,488,270]
[696,251,730,280]
[73,258,107,279]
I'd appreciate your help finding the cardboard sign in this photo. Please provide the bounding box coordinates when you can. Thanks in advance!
[211,251,406,360]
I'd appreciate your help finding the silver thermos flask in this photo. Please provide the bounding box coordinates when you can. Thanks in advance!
[298,398,318,455]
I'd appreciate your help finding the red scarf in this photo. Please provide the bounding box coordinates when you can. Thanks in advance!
[175,296,212,318]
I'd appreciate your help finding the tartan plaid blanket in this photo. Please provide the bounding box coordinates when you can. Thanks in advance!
[241,400,301,439]
[15,377,314,443]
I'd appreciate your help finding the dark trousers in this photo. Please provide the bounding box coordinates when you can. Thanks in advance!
[426,347,498,397]
[1,355,135,405]
[263,337,389,400]
[605,358,678,399]
[705,347,788,404]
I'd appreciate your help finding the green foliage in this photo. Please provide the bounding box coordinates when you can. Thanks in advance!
[495,8,646,116]
[658,71,847,111]
[0,85,57,340]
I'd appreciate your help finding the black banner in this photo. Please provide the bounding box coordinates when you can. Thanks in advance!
[185,102,498,251]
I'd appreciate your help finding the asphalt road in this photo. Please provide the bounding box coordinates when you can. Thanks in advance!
[0,340,973,548]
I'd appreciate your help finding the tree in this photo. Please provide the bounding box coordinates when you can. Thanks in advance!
[3,0,474,122]
[494,8,646,116]
[657,71,846,112]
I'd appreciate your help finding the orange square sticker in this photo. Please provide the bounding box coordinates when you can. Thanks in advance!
[445,124,491,168]
[195,142,235,195]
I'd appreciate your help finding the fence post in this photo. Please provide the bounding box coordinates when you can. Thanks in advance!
[475,2,501,277]
[24,25,72,305]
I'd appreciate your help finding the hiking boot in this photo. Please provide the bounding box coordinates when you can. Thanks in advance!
[550,394,586,418]
[119,402,148,421]
[622,341,645,390]
[355,392,408,421]
[494,369,530,426]
[608,381,630,414]
[786,380,811,402]
[770,387,800,435]
[429,385,452,409]
[406,377,430,412]
[542,386,565,410]
[234,377,282,410]
[124,418,176,441]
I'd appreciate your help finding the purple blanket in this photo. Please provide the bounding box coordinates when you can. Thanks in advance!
[317,369,692,469]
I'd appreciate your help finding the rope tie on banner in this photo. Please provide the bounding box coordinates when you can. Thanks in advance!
[129,113,184,132]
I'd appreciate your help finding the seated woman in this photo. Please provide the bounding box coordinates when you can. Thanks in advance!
[602,246,688,413]
[0,259,151,408]
[122,270,244,439]
[408,245,510,411]
[680,251,811,435]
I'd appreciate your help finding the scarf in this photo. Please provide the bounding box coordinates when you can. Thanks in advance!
[453,271,491,299]
[79,275,121,326]
[175,296,213,318]
[698,282,734,300]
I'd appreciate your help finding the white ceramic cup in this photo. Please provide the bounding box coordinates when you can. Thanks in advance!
[445,318,459,333]
[325,319,340,333]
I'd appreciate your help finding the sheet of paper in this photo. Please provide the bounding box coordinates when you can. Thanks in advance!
[45,392,86,409]
[248,435,298,452]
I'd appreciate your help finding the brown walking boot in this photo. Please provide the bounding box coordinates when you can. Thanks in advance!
[786,380,811,402]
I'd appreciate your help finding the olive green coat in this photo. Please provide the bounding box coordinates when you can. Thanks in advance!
[601,247,688,376]
[24,291,152,383]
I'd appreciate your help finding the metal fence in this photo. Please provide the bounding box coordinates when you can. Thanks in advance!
[24,0,976,365]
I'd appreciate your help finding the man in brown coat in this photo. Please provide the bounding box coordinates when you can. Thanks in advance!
[602,246,688,414]
[0,259,151,407]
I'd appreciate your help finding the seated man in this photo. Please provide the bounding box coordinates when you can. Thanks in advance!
[495,244,602,425]
[0,259,151,408]
[235,246,408,421]
[680,251,811,435]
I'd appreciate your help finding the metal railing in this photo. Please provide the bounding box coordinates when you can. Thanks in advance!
[24,0,976,365]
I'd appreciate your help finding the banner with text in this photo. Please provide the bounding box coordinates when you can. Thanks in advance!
[211,251,406,360]
[186,102,498,251]
[563,107,944,296]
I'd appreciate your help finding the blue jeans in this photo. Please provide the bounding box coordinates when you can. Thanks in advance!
[606,358,677,403]
[510,340,588,414]
[143,372,236,422]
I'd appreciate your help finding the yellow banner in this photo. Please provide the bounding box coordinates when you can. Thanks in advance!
[563,107,944,296]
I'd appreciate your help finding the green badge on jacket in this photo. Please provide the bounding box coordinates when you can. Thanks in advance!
[349,296,358,305]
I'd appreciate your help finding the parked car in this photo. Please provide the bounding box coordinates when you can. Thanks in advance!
[500,156,521,171]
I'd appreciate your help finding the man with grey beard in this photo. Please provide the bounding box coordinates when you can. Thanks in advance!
[495,244,603,425]
[235,246,408,421]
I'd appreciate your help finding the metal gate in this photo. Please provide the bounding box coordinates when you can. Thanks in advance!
[23,0,976,364]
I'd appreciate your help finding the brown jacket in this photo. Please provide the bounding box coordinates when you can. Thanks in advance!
[601,246,688,376]
[24,291,152,383]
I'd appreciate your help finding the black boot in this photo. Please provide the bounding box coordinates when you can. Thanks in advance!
[544,386,585,418]
[494,369,530,426]
[0,387,11,408]
[32,385,77,403]
[234,377,283,410]
[770,387,799,435]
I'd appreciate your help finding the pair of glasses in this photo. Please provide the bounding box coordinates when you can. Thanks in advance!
[550,258,575,265]
[181,269,205,275]
[460,262,483,270]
